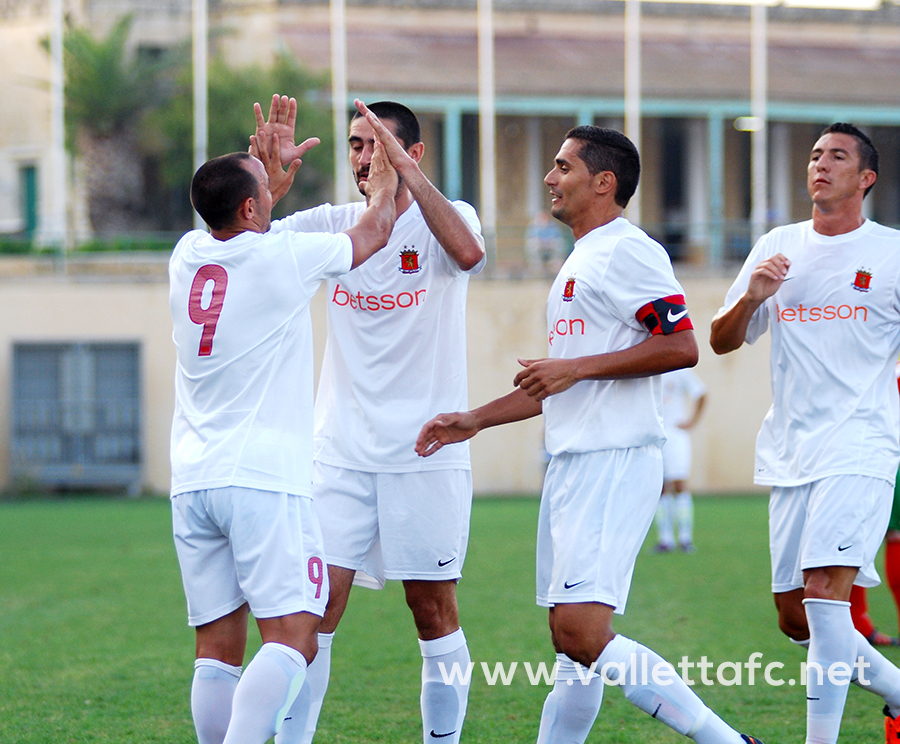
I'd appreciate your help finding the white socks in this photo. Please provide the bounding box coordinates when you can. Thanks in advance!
[192,658,242,744]
[275,631,334,744]
[804,598,855,744]
[852,629,900,716]
[536,653,603,744]
[598,634,743,744]
[222,642,308,744]
[655,495,675,547]
[675,491,694,545]
[420,628,470,744]
[789,603,900,734]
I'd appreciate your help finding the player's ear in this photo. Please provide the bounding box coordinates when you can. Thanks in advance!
[859,169,876,192]
[408,142,425,164]
[595,170,616,197]
[237,196,256,222]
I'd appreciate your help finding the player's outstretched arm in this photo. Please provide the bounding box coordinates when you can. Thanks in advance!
[355,99,485,271]
[515,330,699,402]
[344,139,398,268]
[710,253,790,354]
[416,388,543,458]
[251,94,321,169]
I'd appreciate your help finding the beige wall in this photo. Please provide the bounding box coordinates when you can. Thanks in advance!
[0,258,771,496]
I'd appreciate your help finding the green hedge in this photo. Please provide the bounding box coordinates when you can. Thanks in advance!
[0,236,177,255]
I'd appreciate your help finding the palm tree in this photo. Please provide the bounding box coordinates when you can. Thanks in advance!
[59,16,181,234]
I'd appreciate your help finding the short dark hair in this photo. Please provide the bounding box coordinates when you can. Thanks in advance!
[352,101,421,150]
[820,122,878,197]
[190,152,259,231]
[564,126,641,208]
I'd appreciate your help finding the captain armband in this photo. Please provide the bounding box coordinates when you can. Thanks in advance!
[635,295,694,335]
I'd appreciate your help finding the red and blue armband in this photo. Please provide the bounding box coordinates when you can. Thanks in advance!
[635,294,693,335]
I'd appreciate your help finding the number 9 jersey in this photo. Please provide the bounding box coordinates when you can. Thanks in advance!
[168,227,352,498]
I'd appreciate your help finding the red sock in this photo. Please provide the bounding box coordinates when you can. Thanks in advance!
[849,584,876,638]
[886,541,900,632]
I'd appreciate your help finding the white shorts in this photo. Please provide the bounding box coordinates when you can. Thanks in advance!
[172,487,329,626]
[536,445,663,614]
[769,475,893,593]
[313,463,473,587]
[662,428,691,482]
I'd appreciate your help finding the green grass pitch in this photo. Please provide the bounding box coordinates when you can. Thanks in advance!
[1,494,896,743]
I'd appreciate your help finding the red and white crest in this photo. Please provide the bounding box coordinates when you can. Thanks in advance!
[562,276,576,302]
[399,248,421,274]
[852,268,872,292]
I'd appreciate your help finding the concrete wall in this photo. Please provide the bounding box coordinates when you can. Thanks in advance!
[0,256,771,495]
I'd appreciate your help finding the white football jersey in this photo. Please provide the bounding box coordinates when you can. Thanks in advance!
[272,200,484,471]
[661,368,707,430]
[721,219,900,486]
[542,217,692,456]
[169,228,352,497]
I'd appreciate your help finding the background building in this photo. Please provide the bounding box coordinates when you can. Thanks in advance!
[0,0,896,493]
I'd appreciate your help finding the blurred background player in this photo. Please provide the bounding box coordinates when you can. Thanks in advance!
[654,368,707,553]
[253,96,485,744]
[418,125,764,744]
[711,123,900,744]
[169,128,397,744]
[525,209,568,278]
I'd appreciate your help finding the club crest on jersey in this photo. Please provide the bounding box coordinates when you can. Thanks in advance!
[562,276,576,302]
[399,248,421,274]
[852,268,872,292]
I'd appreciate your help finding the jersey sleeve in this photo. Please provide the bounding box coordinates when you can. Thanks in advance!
[719,236,772,345]
[288,232,353,289]
[603,236,692,333]
[271,203,339,235]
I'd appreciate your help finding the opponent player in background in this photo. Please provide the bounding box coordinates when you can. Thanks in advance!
[711,123,900,744]
[417,125,764,744]
[654,367,707,553]
[168,122,397,744]
[252,96,484,744]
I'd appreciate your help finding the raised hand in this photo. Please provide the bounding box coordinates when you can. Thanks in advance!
[251,130,301,205]
[252,94,320,167]
[355,98,416,171]
[746,253,791,303]
[364,138,399,202]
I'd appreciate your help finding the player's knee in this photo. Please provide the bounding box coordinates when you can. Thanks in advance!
[408,599,458,639]
[552,624,614,668]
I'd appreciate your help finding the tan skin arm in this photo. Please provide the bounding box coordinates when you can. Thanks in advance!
[354,100,485,272]
[515,329,699,402]
[416,388,543,458]
[710,253,791,354]
[416,328,698,457]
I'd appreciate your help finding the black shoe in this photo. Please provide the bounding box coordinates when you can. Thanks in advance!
[741,736,766,744]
